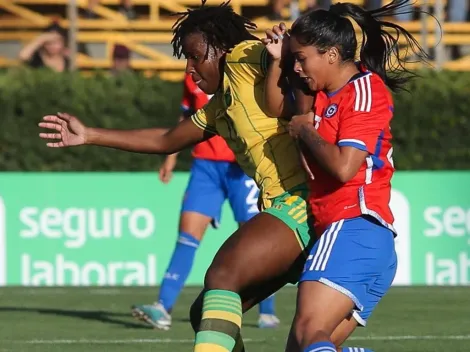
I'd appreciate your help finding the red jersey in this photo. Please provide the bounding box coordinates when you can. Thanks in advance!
[304,71,396,235]
[181,74,236,162]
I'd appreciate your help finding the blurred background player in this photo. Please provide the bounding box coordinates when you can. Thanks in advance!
[131,73,280,330]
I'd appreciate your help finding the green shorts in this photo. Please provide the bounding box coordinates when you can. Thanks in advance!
[263,184,316,252]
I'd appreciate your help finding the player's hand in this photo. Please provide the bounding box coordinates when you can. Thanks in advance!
[289,111,315,138]
[159,156,177,184]
[261,23,290,61]
[39,112,87,147]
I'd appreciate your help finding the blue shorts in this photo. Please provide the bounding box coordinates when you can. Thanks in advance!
[181,158,259,227]
[300,216,397,326]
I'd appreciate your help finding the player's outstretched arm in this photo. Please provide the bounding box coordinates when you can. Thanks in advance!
[39,112,208,154]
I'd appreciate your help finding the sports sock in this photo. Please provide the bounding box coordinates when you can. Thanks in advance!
[258,294,275,315]
[194,289,242,352]
[304,341,336,352]
[342,348,374,352]
[233,334,245,352]
[158,232,200,312]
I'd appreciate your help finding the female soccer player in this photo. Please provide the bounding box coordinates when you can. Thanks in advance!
[39,1,317,351]
[263,1,428,351]
[132,73,279,330]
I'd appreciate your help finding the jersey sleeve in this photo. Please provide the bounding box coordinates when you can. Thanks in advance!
[337,76,393,154]
[190,92,222,136]
[225,41,270,81]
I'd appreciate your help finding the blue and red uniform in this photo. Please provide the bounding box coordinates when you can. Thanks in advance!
[300,70,397,326]
[181,74,259,226]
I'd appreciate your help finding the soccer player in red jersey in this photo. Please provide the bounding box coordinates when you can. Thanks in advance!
[262,1,428,351]
[132,73,279,330]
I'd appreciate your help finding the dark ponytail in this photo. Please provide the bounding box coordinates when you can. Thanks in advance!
[291,0,431,92]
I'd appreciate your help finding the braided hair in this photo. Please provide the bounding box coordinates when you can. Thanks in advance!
[171,0,258,59]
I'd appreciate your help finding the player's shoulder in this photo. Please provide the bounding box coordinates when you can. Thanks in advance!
[227,40,264,61]
[343,71,391,113]
[225,40,268,74]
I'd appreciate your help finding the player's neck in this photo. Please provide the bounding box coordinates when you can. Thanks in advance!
[325,63,360,95]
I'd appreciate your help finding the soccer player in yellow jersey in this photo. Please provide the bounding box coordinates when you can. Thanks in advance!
[39,1,316,351]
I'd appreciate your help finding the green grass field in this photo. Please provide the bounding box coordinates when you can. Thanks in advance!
[0,286,469,352]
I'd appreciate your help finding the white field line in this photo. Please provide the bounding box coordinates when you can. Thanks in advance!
[9,335,470,344]
[14,338,264,344]
[348,335,470,341]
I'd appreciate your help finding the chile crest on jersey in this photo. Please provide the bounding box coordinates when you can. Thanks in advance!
[324,103,338,118]
[312,91,350,145]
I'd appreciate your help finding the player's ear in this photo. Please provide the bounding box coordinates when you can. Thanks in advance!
[327,47,340,65]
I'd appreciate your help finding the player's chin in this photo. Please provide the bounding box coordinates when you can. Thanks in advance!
[204,86,219,95]
[196,80,211,94]
[306,78,317,92]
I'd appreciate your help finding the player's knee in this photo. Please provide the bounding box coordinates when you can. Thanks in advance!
[204,261,241,291]
[330,314,359,346]
[294,314,330,346]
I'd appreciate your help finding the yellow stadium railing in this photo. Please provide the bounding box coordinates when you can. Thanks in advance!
[0,0,434,30]
[2,28,470,76]
[0,0,271,29]
[0,0,454,39]
[1,0,470,74]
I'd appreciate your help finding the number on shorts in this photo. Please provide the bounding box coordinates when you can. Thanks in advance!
[244,179,259,214]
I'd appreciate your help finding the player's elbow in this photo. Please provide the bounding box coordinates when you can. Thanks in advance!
[334,166,356,184]
[154,137,178,154]
[264,100,284,118]
[333,151,365,183]
[160,144,180,155]
[146,129,175,154]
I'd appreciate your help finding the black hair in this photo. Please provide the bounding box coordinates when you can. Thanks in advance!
[44,23,67,39]
[171,0,258,59]
[290,0,431,92]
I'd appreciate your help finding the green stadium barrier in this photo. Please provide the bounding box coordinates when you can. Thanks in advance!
[0,172,468,287]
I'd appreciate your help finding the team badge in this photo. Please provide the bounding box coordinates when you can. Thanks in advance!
[325,103,338,118]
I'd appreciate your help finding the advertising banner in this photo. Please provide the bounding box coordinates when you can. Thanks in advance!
[0,172,468,286]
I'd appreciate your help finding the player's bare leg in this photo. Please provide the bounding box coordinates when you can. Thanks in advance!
[190,255,304,351]
[179,211,213,242]
[191,212,309,351]
[132,211,211,330]
[291,281,357,351]
[189,252,304,326]
[190,277,297,352]
[236,220,281,329]
[285,315,359,352]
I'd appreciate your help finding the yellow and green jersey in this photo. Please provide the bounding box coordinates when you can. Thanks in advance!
[191,40,307,206]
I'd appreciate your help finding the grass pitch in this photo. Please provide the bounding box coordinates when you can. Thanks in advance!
[0,286,469,352]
